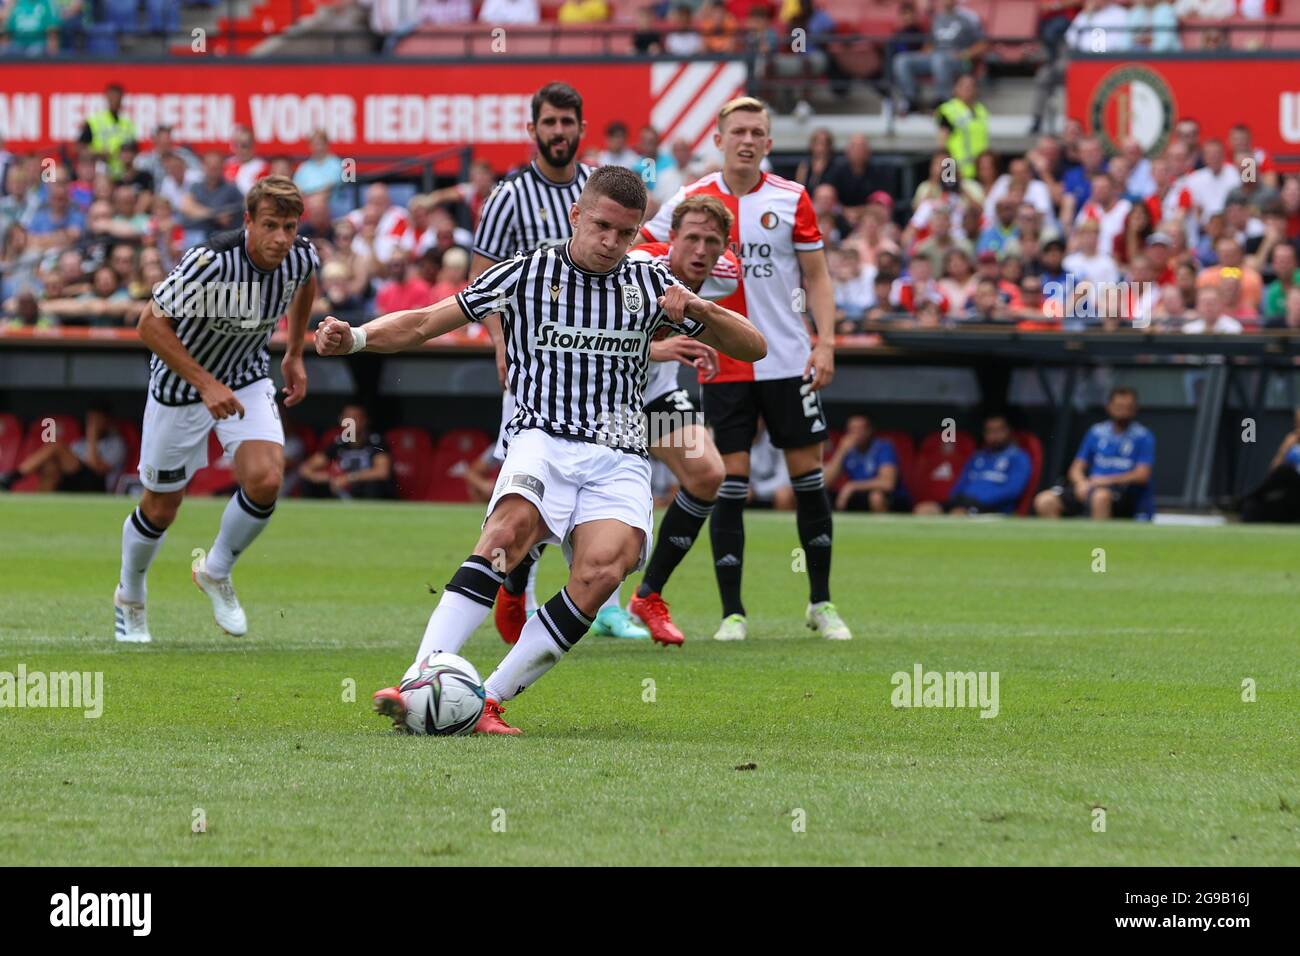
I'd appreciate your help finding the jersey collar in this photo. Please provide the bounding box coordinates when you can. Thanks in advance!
[531,161,580,188]
[717,171,767,197]
[559,239,623,277]
[242,231,276,275]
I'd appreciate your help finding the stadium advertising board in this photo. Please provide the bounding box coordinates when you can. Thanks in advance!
[0,59,747,169]
[1067,57,1300,163]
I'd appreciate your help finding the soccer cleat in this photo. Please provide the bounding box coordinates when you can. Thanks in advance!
[628,591,685,646]
[113,588,152,644]
[475,698,521,735]
[192,564,248,636]
[590,606,650,640]
[806,602,852,641]
[712,613,747,642]
[372,686,408,733]
[494,585,526,645]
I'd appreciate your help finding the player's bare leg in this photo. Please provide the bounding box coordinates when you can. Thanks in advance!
[477,519,644,734]
[784,442,849,641]
[192,439,284,636]
[630,424,724,645]
[708,448,751,640]
[115,487,184,643]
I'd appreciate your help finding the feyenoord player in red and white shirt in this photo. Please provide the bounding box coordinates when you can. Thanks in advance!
[642,96,851,642]
[624,194,740,644]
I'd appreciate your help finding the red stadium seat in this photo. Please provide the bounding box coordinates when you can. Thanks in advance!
[187,432,237,497]
[1013,430,1044,517]
[11,415,83,492]
[0,413,22,474]
[909,430,976,507]
[113,418,142,473]
[385,426,436,501]
[426,428,492,502]
[875,430,915,499]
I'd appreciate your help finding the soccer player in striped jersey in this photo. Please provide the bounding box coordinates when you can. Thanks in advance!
[316,167,765,733]
[642,96,851,642]
[623,194,740,645]
[113,176,319,643]
[470,81,648,643]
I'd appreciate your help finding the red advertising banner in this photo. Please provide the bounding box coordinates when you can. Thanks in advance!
[0,59,746,170]
[1067,57,1300,164]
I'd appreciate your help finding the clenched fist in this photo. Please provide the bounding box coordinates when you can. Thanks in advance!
[657,283,705,328]
[315,316,355,356]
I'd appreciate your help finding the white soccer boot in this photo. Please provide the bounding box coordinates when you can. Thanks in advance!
[806,602,852,641]
[712,613,748,642]
[192,562,248,636]
[113,587,152,644]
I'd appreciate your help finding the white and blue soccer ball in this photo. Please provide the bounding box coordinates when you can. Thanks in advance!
[399,652,486,736]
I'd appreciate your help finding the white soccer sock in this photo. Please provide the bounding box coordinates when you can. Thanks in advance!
[599,583,622,614]
[524,559,540,615]
[483,588,591,702]
[119,507,166,603]
[205,487,274,579]
[413,591,492,663]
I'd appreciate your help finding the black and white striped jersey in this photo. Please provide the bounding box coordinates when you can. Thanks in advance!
[472,161,592,262]
[456,241,707,455]
[148,230,318,406]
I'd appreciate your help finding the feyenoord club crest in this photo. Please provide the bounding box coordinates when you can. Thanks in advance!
[760,210,780,230]
[1089,65,1176,156]
[621,284,643,312]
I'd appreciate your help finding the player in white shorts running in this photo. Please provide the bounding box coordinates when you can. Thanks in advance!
[315,167,765,733]
[113,177,318,643]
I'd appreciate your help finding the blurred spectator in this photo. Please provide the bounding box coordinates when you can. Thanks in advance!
[1061,137,1106,213]
[1076,172,1131,253]
[653,138,710,202]
[1115,201,1154,266]
[43,264,137,326]
[1035,387,1154,520]
[180,152,245,243]
[938,247,976,315]
[825,414,904,512]
[299,405,394,500]
[1229,122,1279,191]
[599,121,641,170]
[984,156,1056,225]
[356,0,422,51]
[558,0,609,22]
[478,0,540,23]
[345,182,412,264]
[78,83,137,178]
[916,415,1031,515]
[426,159,496,230]
[374,248,433,313]
[136,125,201,186]
[225,126,268,194]
[884,1,927,65]
[312,260,367,323]
[890,255,948,314]
[1183,285,1243,334]
[28,176,85,252]
[1263,243,1300,322]
[976,197,1019,257]
[934,74,989,183]
[811,184,849,244]
[420,0,473,24]
[635,125,671,187]
[7,0,60,56]
[963,275,1011,323]
[0,406,124,493]
[830,246,875,326]
[294,130,345,214]
[633,7,663,54]
[823,134,886,220]
[1185,139,1238,226]
[428,246,470,299]
[698,0,737,52]
[1064,220,1119,285]
[1037,0,1082,59]
[1128,0,1181,52]
[1197,238,1262,316]
[794,128,836,194]
[664,4,704,56]
[891,0,985,115]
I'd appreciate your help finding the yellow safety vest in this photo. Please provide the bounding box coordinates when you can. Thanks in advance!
[86,110,137,177]
[937,98,989,182]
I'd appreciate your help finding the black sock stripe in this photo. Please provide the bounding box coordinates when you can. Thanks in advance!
[718,476,750,500]
[130,508,164,539]
[674,490,715,518]
[791,469,825,490]
[236,487,275,519]
[446,556,503,606]
[445,583,497,609]
[536,606,572,651]
[559,587,593,628]
[463,555,505,584]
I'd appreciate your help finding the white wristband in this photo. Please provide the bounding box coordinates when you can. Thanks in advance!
[348,325,367,354]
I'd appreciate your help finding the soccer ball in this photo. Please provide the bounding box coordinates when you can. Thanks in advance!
[399,652,486,736]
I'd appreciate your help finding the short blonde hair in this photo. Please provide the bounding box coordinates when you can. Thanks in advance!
[671,194,734,238]
[718,96,771,133]
[245,175,304,220]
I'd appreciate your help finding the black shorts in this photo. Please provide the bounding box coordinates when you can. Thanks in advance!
[1051,483,1143,518]
[702,376,827,456]
[643,387,703,438]
[62,465,107,493]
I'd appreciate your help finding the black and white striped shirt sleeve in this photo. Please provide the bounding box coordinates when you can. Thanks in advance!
[471,180,516,263]
[151,245,222,322]
[456,255,525,323]
[647,262,706,339]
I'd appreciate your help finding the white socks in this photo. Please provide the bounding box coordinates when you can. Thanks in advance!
[119,507,166,603]
[205,487,274,579]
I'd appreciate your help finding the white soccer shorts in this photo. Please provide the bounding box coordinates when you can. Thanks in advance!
[138,378,284,492]
[486,427,654,571]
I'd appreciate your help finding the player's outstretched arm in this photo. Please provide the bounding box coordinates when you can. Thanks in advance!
[659,284,766,363]
[138,301,245,420]
[315,295,470,356]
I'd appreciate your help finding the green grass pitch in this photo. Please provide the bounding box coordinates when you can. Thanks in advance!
[2,494,1298,866]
